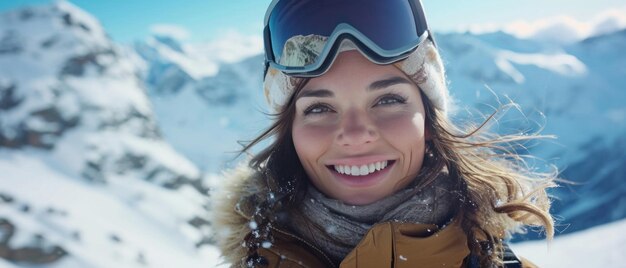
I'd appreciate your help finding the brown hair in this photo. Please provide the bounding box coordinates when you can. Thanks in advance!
[241,76,556,266]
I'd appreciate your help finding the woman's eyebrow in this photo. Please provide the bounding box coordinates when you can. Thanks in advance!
[368,76,412,91]
[298,88,334,99]
[297,76,410,99]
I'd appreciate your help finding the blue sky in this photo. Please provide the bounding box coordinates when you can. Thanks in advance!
[1,0,624,43]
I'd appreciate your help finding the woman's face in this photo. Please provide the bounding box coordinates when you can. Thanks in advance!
[292,51,428,205]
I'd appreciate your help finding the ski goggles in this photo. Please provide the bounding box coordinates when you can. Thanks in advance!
[263,0,433,77]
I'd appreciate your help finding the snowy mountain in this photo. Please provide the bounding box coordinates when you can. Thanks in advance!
[435,30,626,237]
[1,1,625,267]
[134,35,268,172]
[0,2,223,267]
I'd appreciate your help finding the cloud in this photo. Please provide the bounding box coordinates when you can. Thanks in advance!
[516,16,591,43]
[590,9,626,36]
[458,7,626,42]
[149,24,191,41]
[192,29,263,63]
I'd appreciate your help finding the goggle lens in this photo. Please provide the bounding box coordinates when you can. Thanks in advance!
[266,0,429,70]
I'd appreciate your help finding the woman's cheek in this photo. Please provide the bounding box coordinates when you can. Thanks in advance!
[292,122,336,159]
[376,112,425,139]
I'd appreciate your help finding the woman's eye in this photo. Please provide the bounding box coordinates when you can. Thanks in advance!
[375,95,407,106]
[304,104,332,115]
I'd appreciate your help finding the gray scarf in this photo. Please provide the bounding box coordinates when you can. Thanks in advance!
[286,172,460,264]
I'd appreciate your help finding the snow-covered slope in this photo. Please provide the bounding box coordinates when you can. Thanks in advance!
[0,2,221,267]
[0,154,224,267]
[511,218,626,267]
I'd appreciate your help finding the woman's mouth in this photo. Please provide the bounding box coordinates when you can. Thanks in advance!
[325,160,396,187]
[331,160,391,176]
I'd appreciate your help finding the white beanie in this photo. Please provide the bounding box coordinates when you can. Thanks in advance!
[263,39,450,114]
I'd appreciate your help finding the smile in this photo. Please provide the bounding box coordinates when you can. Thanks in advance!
[331,160,392,176]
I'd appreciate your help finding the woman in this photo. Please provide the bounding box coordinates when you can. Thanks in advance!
[212,0,556,267]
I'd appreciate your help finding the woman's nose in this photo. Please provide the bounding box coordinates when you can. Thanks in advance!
[336,110,379,147]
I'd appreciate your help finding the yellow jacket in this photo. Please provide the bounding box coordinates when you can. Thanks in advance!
[259,220,470,268]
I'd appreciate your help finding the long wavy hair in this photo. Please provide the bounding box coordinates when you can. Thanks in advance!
[241,71,557,266]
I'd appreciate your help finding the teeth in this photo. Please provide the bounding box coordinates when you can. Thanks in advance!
[351,166,359,175]
[359,165,368,175]
[333,161,390,176]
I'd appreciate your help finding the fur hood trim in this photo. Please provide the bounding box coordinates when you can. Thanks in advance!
[211,165,266,266]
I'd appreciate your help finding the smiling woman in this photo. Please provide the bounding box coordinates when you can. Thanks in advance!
[210,0,557,267]
[292,51,429,206]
